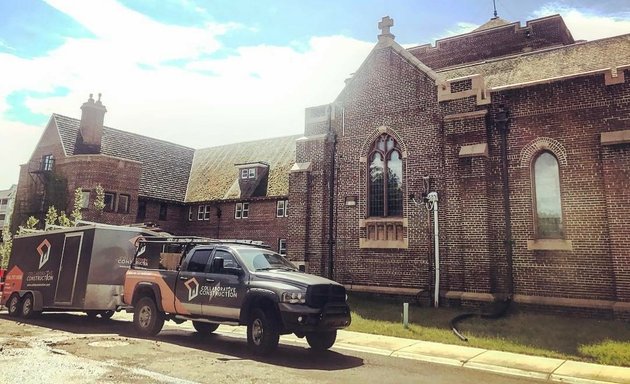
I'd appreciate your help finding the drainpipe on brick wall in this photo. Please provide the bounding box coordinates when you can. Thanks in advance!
[327,104,337,280]
[496,105,515,299]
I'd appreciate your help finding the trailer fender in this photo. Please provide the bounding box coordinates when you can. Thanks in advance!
[29,290,44,312]
[132,282,164,312]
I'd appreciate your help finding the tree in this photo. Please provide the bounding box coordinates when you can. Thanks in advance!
[71,187,83,225]
[58,211,71,227]
[0,227,12,269]
[45,205,59,229]
[17,216,39,235]
[94,184,105,214]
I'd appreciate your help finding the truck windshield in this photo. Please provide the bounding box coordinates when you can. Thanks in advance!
[237,249,298,272]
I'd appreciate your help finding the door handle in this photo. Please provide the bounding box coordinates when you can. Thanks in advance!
[205,278,215,283]
[179,276,188,280]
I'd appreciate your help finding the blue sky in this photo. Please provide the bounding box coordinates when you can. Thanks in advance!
[0,0,629,189]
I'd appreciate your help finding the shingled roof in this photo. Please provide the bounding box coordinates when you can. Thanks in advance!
[186,135,299,202]
[437,34,630,89]
[53,114,194,202]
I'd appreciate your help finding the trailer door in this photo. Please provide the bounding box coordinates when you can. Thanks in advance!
[54,232,84,304]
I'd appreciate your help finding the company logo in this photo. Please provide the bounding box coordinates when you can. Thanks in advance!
[37,239,51,269]
[184,277,200,301]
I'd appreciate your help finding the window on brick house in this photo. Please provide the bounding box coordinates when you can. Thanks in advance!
[159,203,168,220]
[368,133,403,217]
[41,154,54,171]
[81,190,90,209]
[117,194,130,213]
[533,151,564,238]
[276,200,289,217]
[104,192,116,212]
[197,205,211,220]
[189,206,195,221]
[235,202,249,219]
[137,200,146,220]
[278,239,287,255]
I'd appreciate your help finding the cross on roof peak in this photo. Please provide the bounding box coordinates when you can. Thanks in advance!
[378,16,394,38]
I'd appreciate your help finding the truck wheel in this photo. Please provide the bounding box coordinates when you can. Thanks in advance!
[7,294,22,318]
[306,330,337,351]
[20,293,37,319]
[133,297,164,336]
[247,308,279,355]
[193,321,219,335]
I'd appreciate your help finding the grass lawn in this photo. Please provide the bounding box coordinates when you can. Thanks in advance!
[346,293,630,367]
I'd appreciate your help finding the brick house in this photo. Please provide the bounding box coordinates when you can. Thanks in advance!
[11,14,630,317]
[12,95,296,256]
[290,14,630,318]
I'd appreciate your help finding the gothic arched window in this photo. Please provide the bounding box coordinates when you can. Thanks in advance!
[532,151,564,238]
[368,133,403,217]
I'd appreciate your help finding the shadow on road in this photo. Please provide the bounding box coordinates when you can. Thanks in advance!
[0,312,364,371]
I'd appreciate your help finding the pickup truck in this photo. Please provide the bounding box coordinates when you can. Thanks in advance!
[123,237,351,354]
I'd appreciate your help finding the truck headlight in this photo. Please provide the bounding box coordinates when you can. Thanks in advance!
[281,291,306,304]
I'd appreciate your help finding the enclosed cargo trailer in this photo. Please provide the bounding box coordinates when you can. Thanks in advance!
[0,224,157,318]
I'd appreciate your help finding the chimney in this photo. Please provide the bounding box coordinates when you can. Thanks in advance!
[75,93,107,154]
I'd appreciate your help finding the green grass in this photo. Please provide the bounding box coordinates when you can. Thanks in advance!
[346,294,630,367]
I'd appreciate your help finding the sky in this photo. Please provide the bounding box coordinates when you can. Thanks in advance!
[0,0,629,189]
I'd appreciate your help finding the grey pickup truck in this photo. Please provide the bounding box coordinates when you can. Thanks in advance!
[124,237,351,354]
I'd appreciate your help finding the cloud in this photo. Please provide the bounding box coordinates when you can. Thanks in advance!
[0,0,373,187]
[532,4,630,41]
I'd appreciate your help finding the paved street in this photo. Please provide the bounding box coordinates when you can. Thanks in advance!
[0,311,547,384]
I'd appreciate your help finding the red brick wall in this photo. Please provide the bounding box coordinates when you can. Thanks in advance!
[181,199,289,254]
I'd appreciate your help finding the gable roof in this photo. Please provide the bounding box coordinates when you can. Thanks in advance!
[53,114,194,202]
[186,135,299,202]
[437,34,630,89]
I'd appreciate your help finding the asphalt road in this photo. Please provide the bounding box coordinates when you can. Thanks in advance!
[0,311,547,384]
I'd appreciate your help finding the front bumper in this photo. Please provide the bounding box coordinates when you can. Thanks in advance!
[279,302,351,332]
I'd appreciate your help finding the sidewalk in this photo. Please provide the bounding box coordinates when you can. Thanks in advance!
[215,325,630,384]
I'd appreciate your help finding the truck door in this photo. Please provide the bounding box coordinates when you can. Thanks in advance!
[174,248,212,316]
[54,232,84,305]
[202,249,246,320]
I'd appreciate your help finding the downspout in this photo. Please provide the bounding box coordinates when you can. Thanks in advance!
[327,104,337,279]
[427,192,440,307]
[496,105,514,299]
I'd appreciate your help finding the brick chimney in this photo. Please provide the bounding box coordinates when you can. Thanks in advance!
[75,93,107,154]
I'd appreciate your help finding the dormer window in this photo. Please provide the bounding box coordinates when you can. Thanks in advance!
[241,168,256,179]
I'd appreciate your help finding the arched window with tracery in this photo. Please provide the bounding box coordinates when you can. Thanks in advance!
[532,151,564,238]
[368,133,403,217]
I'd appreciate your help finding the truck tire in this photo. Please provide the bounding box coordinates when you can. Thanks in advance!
[20,293,37,319]
[306,330,337,351]
[193,321,219,335]
[247,307,279,355]
[133,297,164,336]
[7,294,22,318]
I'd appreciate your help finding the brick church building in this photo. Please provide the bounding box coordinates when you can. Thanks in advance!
[12,14,630,317]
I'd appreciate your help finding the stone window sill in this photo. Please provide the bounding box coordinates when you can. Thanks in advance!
[527,239,573,251]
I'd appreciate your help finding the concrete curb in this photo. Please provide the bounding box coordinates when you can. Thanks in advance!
[213,326,630,384]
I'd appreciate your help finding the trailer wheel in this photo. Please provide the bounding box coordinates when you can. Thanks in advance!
[247,307,279,355]
[20,293,36,319]
[7,294,22,318]
[306,330,337,351]
[133,297,164,336]
[193,321,219,335]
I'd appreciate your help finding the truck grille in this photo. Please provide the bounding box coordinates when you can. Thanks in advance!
[306,284,346,308]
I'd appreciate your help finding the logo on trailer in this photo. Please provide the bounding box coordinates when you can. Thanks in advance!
[37,239,51,269]
[184,277,199,301]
